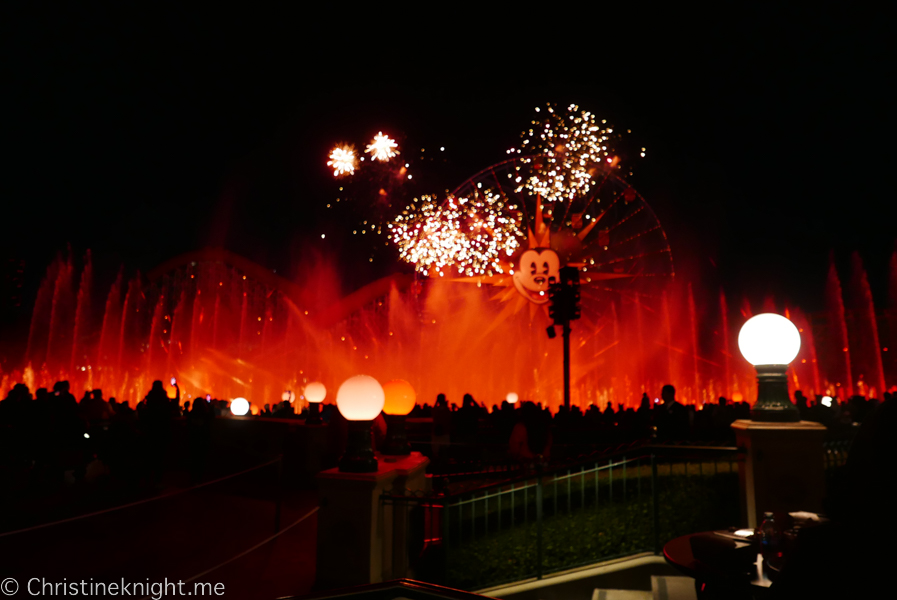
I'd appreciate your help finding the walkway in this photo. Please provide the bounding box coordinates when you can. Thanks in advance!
[0,464,320,599]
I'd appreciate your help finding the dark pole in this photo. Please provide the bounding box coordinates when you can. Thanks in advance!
[549,265,580,412]
[563,321,571,411]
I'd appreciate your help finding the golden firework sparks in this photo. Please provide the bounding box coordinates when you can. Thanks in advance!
[327,145,357,177]
[365,132,399,162]
[388,193,524,276]
[517,104,623,202]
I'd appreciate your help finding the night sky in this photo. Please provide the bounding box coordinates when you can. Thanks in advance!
[2,6,893,346]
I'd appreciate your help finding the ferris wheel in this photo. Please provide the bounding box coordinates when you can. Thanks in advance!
[446,157,674,320]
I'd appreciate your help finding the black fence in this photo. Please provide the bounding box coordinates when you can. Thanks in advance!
[383,442,744,591]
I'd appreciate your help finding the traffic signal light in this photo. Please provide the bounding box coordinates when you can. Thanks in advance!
[564,266,581,321]
[548,283,567,323]
[548,266,581,326]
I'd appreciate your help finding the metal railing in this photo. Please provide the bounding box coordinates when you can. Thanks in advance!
[424,439,651,493]
[383,443,743,590]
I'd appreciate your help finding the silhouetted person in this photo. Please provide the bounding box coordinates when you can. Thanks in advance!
[51,380,78,418]
[48,381,86,483]
[187,393,213,483]
[657,384,687,440]
[602,401,616,427]
[143,381,177,430]
[636,394,652,435]
[80,389,111,425]
[454,393,480,460]
[273,400,295,417]
[31,387,53,475]
[141,380,179,485]
[794,390,809,420]
[555,404,570,429]
[0,383,32,470]
[432,394,451,458]
[711,396,734,440]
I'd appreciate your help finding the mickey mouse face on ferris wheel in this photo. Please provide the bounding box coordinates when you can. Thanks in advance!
[512,248,560,304]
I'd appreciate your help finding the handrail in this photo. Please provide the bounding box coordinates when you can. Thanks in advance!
[386,442,741,502]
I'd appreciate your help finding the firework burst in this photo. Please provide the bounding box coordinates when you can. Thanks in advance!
[388,191,524,277]
[517,104,622,202]
[365,132,399,162]
[327,145,358,177]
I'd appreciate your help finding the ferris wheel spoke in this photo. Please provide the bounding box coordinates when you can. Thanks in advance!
[575,167,616,221]
[591,247,673,269]
[601,224,663,251]
[605,205,645,233]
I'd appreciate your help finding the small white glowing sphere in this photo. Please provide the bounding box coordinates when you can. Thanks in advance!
[305,382,326,403]
[230,397,250,416]
[336,375,384,421]
[738,313,801,366]
[821,396,833,407]
[506,392,519,404]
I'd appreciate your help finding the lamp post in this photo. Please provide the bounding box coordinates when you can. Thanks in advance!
[738,313,801,422]
[733,313,825,529]
[304,381,326,425]
[381,379,416,456]
[336,375,385,472]
[548,266,581,410]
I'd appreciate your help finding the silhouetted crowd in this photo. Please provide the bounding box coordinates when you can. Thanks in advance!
[405,385,874,462]
[1,379,880,492]
[0,379,223,489]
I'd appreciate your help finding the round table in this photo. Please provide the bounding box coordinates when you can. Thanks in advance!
[663,532,775,600]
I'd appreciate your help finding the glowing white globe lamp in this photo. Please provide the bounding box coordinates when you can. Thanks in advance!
[304,381,327,425]
[738,313,801,366]
[506,392,519,404]
[230,397,250,416]
[305,382,327,403]
[336,376,384,421]
[336,375,385,472]
[738,313,801,422]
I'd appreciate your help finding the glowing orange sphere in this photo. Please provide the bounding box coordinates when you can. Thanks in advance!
[382,379,416,416]
[732,391,744,403]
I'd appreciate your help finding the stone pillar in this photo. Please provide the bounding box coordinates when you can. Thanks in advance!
[731,420,827,529]
[315,452,429,590]
[383,453,430,580]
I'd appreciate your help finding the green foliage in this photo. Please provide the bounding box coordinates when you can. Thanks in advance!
[444,473,738,590]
